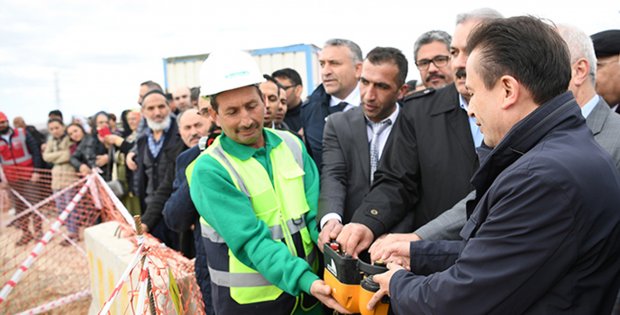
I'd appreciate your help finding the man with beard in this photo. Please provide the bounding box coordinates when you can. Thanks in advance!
[317,47,408,251]
[335,8,503,258]
[0,111,45,245]
[413,30,454,90]
[133,90,184,247]
[187,49,348,314]
[172,86,193,114]
[369,16,620,314]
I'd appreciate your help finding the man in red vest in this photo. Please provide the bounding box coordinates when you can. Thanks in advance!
[0,112,45,245]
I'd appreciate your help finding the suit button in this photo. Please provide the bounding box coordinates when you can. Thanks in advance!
[370,209,379,215]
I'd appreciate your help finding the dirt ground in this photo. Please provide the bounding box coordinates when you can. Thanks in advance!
[1,210,91,315]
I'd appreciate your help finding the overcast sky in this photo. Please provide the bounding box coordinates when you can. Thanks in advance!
[1,0,618,126]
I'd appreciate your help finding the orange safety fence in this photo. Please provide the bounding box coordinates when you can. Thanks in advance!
[0,166,204,314]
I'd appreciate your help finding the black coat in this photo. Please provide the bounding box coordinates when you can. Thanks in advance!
[134,118,184,229]
[391,92,620,314]
[352,84,478,236]
[69,134,109,179]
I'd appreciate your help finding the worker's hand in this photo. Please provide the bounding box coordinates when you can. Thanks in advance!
[318,219,343,252]
[126,152,137,171]
[372,240,411,268]
[369,233,420,262]
[367,262,404,311]
[30,172,40,183]
[336,223,373,259]
[310,280,351,314]
[0,181,8,189]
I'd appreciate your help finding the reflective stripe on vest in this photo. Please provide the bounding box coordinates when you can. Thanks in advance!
[197,129,317,305]
[201,216,307,243]
[206,245,319,289]
[208,266,272,287]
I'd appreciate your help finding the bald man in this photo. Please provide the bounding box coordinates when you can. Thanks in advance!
[172,86,192,113]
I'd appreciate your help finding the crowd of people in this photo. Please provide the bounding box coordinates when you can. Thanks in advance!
[1,7,620,315]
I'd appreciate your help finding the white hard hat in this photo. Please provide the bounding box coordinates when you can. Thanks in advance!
[199,49,264,96]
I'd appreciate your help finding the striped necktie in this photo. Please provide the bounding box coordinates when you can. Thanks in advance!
[369,119,392,183]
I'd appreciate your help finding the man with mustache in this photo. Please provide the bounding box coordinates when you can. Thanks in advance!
[133,90,185,248]
[335,8,503,258]
[317,47,409,252]
[187,49,349,314]
[368,16,620,314]
[413,30,454,89]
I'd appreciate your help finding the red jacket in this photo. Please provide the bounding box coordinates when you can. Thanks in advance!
[0,128,34,181]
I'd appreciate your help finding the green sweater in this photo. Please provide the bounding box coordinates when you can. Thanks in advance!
[189,129,320,296]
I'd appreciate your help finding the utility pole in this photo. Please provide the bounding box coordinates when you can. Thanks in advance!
[54,71,61,110]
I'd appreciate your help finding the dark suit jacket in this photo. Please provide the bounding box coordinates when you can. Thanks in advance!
[318,107,373,223]
[587,97,620,170]
[352,84,478,236]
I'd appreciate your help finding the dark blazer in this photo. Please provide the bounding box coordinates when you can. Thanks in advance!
[586,97,620,169]
[392,92,620,314]
[352,84,478,235]
[318,107,372,224]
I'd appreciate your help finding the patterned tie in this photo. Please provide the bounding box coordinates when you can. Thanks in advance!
[369,119,392,183]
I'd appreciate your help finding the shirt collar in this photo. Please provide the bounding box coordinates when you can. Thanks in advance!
[580,94,599,118]
[219,128,282,161]
[330,83,361,107]
[365,103,400,125]
[459,94,468,111]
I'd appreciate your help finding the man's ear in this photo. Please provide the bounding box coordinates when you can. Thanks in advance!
[355,62,363,80]
[294,84,303,99]
[397,83,409,100]
[209,107,220,127]
[571,58,590,87]
[500,75,519,110]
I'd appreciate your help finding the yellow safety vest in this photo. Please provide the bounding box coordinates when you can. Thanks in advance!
[188,129,318,305]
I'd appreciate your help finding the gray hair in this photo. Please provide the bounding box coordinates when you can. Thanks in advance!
[324,38,363,63]
[456,8,503,25]
[557,24,597,85]
[413,30,452,61]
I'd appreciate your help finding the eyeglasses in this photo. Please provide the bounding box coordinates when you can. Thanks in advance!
[415,55,450,70]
